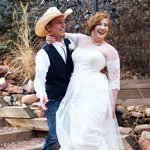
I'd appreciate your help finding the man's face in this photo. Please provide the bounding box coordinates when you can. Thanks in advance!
[46,16,66,40]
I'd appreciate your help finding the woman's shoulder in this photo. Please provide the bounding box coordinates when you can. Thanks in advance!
[104,43,118,53]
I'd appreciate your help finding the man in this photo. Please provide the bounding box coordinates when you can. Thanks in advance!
[34,7,73,150]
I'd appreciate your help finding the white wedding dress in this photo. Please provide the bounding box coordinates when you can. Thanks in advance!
[56,33,124,150]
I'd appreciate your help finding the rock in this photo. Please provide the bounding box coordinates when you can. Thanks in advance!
[141,131,150,140]
[131,111,143,117]
[3,96,11,105]
[23,79,35,93]
[30,105,40,110]
[34,109,45,118]
[1,91,9,96]
[116,105,127,113]
[125,135,139,149]
[145,108,150,117]
[4,83,23,94]
[0,77,5,84]
[4,83,13,93]
[31,101,41,108]
[21,103,27,107]
[21,94,38,105]
[139,137,150,150]
[12,86,23,93]
[127,106,135,111]
[6,79,16,84]
[0,96,8,107]
[16,94,23,101]
[134,124,150,134]
[0,65,9,75]
[14,100,22,106]
[0,77,8,90]
[122,113,127,119]
[119,127,133,135]
[135,105,143,111]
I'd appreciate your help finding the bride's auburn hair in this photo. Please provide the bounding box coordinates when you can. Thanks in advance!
[87,11,112,34]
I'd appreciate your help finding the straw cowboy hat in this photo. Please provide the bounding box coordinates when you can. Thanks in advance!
[35,7,73,37]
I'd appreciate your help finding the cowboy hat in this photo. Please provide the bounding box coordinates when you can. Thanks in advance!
[35,7,73,37]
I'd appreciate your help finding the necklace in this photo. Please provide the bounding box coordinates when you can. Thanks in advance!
[90,37,105,46]
[97,42,105,46]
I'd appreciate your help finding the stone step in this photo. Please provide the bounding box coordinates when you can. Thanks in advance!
[0,128,33,144]
[1,136,134,150]
[0,138,44,150]
[0,126,46,150]
[0,126,135,150]
[0,129,135,150]
[0,117,4,127]
[121,135,134,150]
[13,143,43,150]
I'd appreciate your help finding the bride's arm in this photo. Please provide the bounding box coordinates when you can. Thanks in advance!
[106,46,120,117]
[46,32,87,47]
[65,33,87,47]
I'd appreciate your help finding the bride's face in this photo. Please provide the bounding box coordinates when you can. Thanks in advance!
[92,18,109,42]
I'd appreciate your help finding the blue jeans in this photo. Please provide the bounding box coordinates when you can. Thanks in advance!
[41,100,60,150]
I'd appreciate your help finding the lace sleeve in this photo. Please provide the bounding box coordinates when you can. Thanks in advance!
[107,58,120,90]
[65,33,88,48]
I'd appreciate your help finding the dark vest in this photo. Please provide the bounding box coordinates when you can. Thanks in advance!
[42,38,73,101]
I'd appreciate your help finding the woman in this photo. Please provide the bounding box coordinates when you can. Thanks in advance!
[48,11,124,150]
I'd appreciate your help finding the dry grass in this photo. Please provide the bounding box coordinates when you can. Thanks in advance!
[5,2,39,84]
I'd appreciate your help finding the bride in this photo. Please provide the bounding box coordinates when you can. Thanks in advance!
[48,11,124,150]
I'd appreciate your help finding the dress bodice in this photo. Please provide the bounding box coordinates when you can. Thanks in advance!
[72,48,106,74]
[66,33,120,90]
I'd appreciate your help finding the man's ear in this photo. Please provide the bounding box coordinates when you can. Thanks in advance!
[46,24,51,32]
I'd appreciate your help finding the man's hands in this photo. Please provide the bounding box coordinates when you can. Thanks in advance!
[46,34,56,44]
[100,66,107,74]
[40,94,48,110]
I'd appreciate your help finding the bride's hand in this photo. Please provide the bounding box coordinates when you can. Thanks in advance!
[112,105,116,119]
[46,34,56,44]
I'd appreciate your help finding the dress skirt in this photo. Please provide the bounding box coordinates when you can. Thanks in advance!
[56,72,124,150]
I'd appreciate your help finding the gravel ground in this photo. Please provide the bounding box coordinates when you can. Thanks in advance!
[0,126,45,150]
[0,126,23,133]
[0,137,44,150]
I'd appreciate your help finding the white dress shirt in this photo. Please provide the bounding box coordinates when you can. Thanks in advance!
[34,40,73,99]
